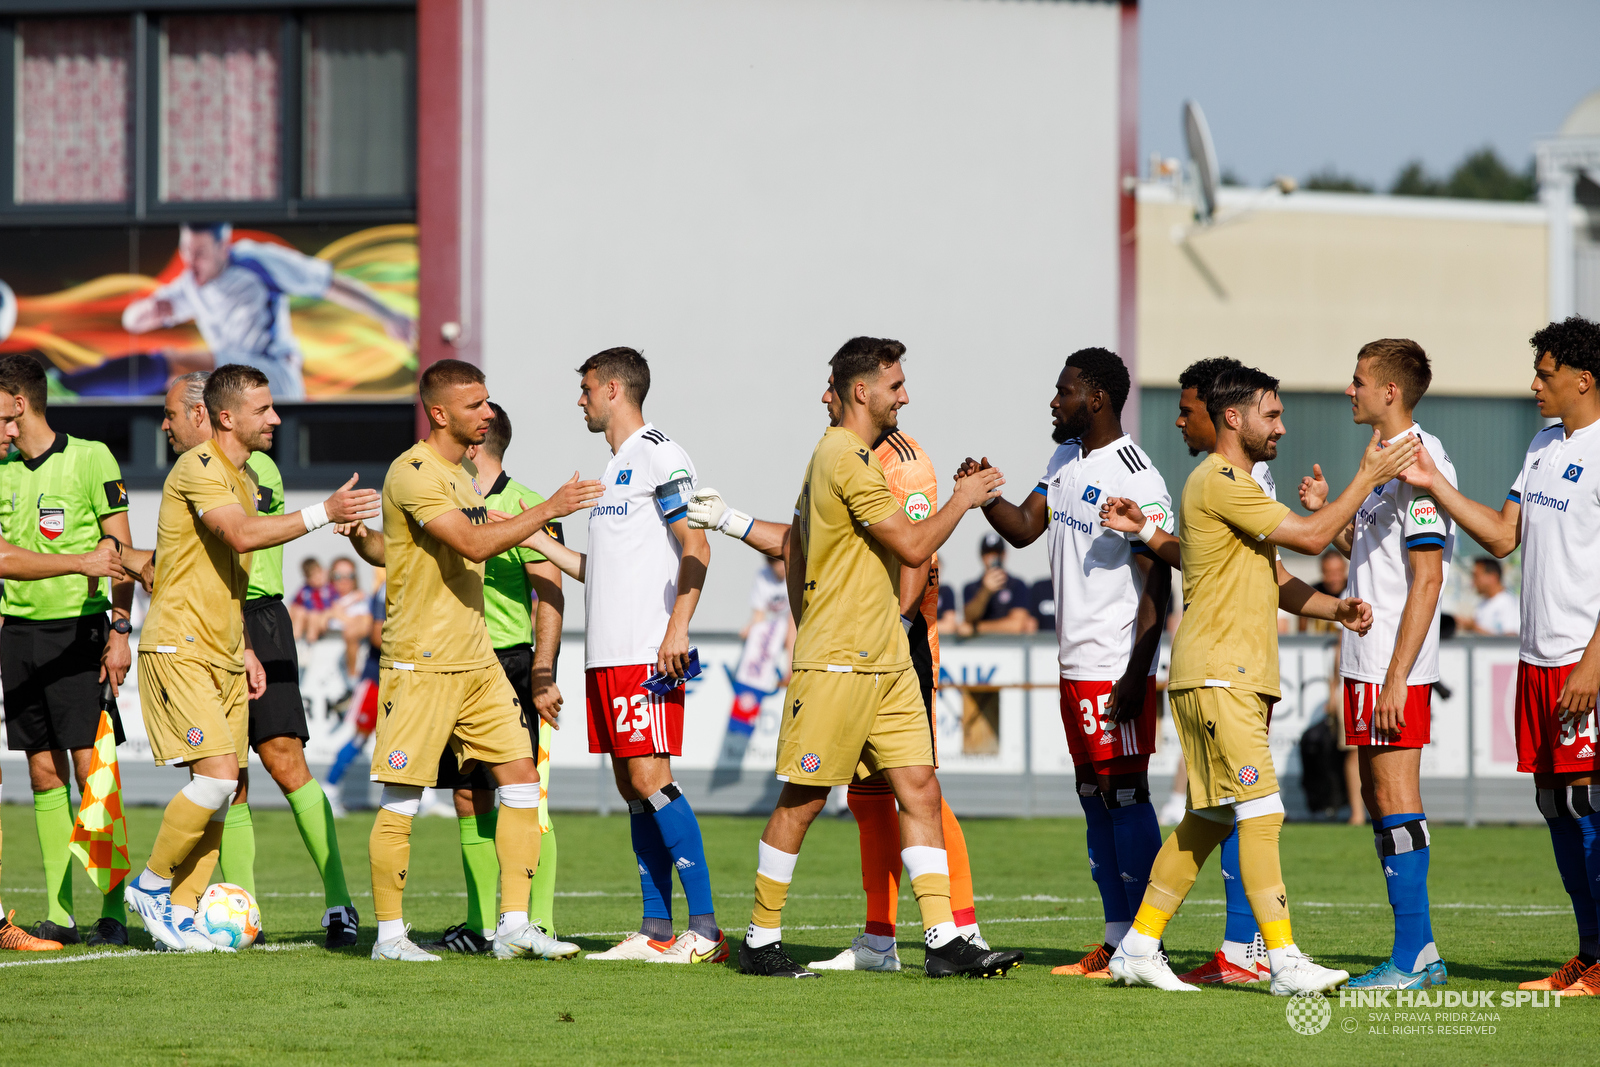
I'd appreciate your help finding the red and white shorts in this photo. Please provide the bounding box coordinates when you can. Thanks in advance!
[1343,679,1432,748]
[586,664,684,758]
[1059,676,1158,772]
[1516,660,1600,775]
[352,677,380,734]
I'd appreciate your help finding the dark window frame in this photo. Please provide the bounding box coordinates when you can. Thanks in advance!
[0,2,416,228]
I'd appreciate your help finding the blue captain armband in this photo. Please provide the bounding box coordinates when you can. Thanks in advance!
[655,475,695,523]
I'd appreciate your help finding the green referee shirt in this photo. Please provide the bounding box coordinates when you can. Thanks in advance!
[0,433,128,620]
[245,452,285,600]
[481,470,553,650]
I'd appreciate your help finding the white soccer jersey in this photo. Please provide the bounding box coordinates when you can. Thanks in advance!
[1340,424,1457,686]
[154,240,334,400]
[1036,435,1174,680]
[1473,590,1519,636]
[1510,421,1600,667]
[734,565,790,691]
[584,423,697,669]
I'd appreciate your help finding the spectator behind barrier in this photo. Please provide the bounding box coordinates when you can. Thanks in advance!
[960,531,1036,636]
[1459,556,1518,635]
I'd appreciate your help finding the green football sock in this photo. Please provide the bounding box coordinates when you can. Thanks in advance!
[285,780,352,909]
[459,811,500,935]
[218,802,256,896]
[101,879,127,922]
[529,823,558,933]
[33,786,74,926]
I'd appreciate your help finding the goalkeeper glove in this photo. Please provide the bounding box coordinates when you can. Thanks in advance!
[687,488,754,540]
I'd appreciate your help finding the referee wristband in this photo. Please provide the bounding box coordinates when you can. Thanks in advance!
[302,502,331,533]
[1137,517,1160,543]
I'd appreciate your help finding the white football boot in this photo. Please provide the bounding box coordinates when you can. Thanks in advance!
[1108,944,1200,991]
[493,921,580,960]
[372,925,442,962]
[585,931,675,960]
[172,916,235,954]
[124,878,186,952]
[1269,946,1349,996]
[659,930,730,964]
[809,934,902,972]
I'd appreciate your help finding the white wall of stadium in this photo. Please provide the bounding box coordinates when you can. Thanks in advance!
[457,0,1134,632]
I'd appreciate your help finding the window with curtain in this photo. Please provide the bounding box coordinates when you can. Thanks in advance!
[159,14,280,203]
[302,12,416,199]
[14,18,131,204]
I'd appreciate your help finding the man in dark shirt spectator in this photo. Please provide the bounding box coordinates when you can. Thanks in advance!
[961,532,1036,635]
[1028,578,1055,633]
[937,584,961,636]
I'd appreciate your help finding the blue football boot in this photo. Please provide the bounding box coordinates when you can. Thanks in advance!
[1425,959,1449,986]
[1348,957,1431,990]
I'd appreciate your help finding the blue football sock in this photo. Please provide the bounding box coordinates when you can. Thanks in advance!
[1545,813,1600,958]
[1574,805,1600,957]
[1106,801,1161,919]
[1078,787,1129,933]
[325,738,363,787]
[1377,812,1433,971]
[1219,823,1260,945]
[649,785,718,938]
[629,801,675,940]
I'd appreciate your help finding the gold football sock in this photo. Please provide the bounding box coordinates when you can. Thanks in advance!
[170,818,225,911]
[494,803,542,920]
[147,792,219,882]
[911,872,954,932]
[1132,811,1234,938]
[1237,812,1292,948]
[369,808,414,923]
[751,873,789,929]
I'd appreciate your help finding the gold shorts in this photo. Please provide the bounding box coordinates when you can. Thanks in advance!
[370,664,534,787]
[137,652,249,767]
[778,667,931,787]
[1169,686,1279,808]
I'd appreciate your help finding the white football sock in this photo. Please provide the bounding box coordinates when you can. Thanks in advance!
[377,919,407,943]
[956,923,981,942]
[864,933,895,953]
[745,923,781,948]
[924,921,959,949]
[498,911,528,937]
[1120,928,1160,957]
[136,867,171,892]
[1266,943,1298,973]
[1220,938,1253,969]
[1105,920,1131,947]
[171,905,196,927]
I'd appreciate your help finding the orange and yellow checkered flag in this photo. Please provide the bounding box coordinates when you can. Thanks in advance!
[67,709,130,893]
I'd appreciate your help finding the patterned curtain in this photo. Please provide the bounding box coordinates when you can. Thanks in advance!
[159,14,280,203]
[15,18,131,204]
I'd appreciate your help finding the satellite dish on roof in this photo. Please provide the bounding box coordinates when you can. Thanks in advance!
[1184,100,1219,223]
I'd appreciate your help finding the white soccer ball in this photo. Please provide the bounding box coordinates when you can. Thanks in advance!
[200,882,261,949]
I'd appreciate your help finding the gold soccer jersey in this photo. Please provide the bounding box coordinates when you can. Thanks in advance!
[1167,452,1290,697]
[790,427,907,674]
[379,441,498,672]
[141,444,258,671]
[874,428,941,672]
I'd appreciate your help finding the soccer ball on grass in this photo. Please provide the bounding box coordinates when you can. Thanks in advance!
[200,882,261,949]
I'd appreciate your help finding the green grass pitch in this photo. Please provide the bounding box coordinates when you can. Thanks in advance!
[0,803,1591,1065]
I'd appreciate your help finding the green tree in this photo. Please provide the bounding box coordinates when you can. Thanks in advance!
[1391,160,1444,197]
[1388,148,1535,201]
[1302,166,1373,193]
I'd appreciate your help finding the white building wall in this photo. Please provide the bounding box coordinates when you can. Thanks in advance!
[478,0,1125,628]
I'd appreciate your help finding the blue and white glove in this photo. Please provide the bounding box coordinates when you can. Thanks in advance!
[687,488,754,540]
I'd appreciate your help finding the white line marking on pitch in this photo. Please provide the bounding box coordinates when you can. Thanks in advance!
[0,941,318,970]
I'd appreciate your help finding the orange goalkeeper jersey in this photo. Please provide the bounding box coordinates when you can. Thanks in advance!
[873,428,941,679]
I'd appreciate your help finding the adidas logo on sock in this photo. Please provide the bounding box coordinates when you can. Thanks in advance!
[1221,869,1234,880]
[1383,865,1398,877]
[1120,871,1137,882]
[629,729,645,742]
[674,857,695,870]
[1088,858,1098,871]
[638,862,649,875]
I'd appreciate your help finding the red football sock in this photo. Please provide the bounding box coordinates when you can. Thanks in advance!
[942,800,977,927]
[848,781,901,937]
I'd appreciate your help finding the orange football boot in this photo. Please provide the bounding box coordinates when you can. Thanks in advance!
[0,911,63,951]
[1052,942,1112,977]
[1519,955,1591,991]
[1558,961,1600,997]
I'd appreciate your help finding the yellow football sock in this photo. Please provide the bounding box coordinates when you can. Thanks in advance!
[146,792,217,881]
[369,808,414,922]
[751,873,789,929]
[170,818,225,911]
[1132,811,1234,938]
[1237,812,1292,948]
[494,803,542,919]
[910,872,954,932]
